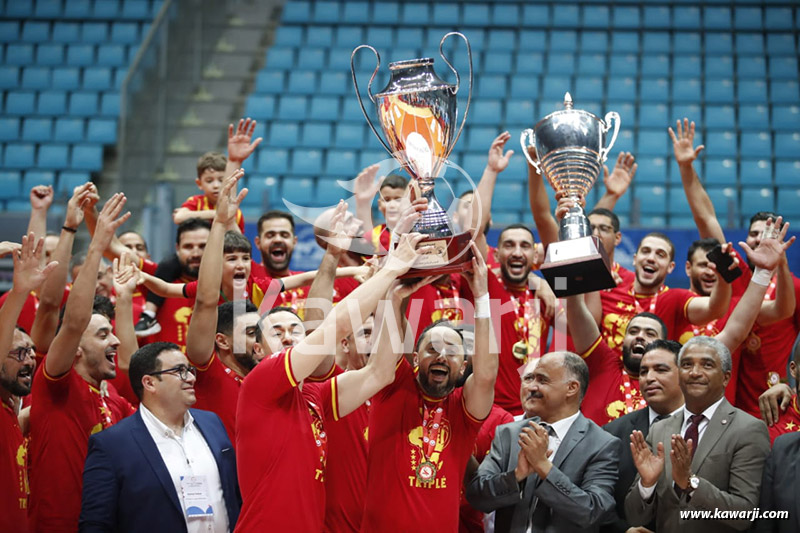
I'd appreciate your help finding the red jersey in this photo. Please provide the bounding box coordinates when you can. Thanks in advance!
[235,348,331,532]
[736,272,800,416]
[600,284,697,353]
[191,352,243,442]
[486,245,500,270]
[459,405,514,533]
[614,263,635,287]
[407,274,465,337]
[181,194,244,232]
[361,359,485,533]
[182,273,283,309]
[580,335,645,426]
[0,291,38,334]
[333,276,360,304]
[149,275,195,351]
[768,395,800,445]
[370,223,391,254]
[29,366,134,532]
[130,257,159,324]
[1,400,28,533]
[251,262,311,318]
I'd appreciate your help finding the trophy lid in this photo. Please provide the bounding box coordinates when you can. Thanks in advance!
[376,57,454,97]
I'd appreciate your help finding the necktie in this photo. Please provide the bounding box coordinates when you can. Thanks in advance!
[651,413,670,427]
[529,423,558,530]
[683,413,704,458]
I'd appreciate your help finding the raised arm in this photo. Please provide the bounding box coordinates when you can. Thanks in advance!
[31,183,92,352]
[353,164,381,231]
[82,184,135,263]
[185,169,247,367]
[26,185,53,246]
[526,147,559,248]
[594,151,637,211]
[685,244,733,324]
[472,132,514,259]
[756,255,795,326]
[110,254,139,373]
[225,117,262,174]
[46,194,130,378]
[669,118,726,243]
[566,292,603,354]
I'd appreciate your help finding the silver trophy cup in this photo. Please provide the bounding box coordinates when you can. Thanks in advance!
[521,93,621,296]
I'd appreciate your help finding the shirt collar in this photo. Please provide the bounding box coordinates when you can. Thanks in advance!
[140,403,194,438]
[683,396,724,425]
[548,411,580,440]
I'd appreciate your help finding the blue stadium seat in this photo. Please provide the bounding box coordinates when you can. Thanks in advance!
[54,118,85,142]
[87,118,117,143]
[471,100,502,126]
[23,171,55,194]
[581,31,608,53]
[549,30,577,52]
[741,187,774,215]
[366,27,393,49]
[319,72,348,95]
[5,44,34,65]
[300,123,331,148]
[325,151,357,177]
[703,157,737,185]
[671,104,700,124]
[706,55,733,79]
[297,48,325,70]
[767,34,796,55]
[771,81,799,104]
[614,129,634,155]
[772,105,799,130]
[38,144,70,169]
[326,48,352,71]
[575,77,604,102]
[542,76,571,100]
[268,122,299,148]
[775,133,800,157]
[770,57,798,79]
[334,26,362,49]
[493,182,525,211]
[0,172,21,199]
[503,99,535,127]
[0,118,20,141]
[492,3,519,27]
[515,53,544,75]
[92,0,120,19]
[21,67,51,90]
[290,150,323,175]
[63,0,91,19]
[37,44,65,66]
[483,52,513,75]
[673,32,701,53]
[4,143,36,168]
[83,67,112,90]
[21,21,51,43]
[121,0,150,20]
[639,103,668,128]
[607,77,636,101]
[740,159,772,185]
[273,27,303,47]
[52,22,80,43]
[776,189,800,217]
[477,75,507,98]
[96,44,126,67]
[705,105,736,129]
[636,185,667,215]
[256,148,289,175]
[282,1,310,22]
[311,1,337,23]
[673,6,701,29]
[5,91,36,116]
[738,80,768,103]
[111,23,139,44]
[342,2,369,24]
[358,150,384,169]
[612,32,639,52]
[641,54,669,77]
[467,127,499,152]
[776,161,800,186]
[547,53,575,76]
[81,22,108,44]
[309,96,340,122]
[643,31,670,52]
[277,96,307,120]
[642,5,670,28]
[670,216,698,229]
[613,6,640,28]
[672,78,701,103]
[56,170,89,194]
[0,22,20,42]
[316,177,345,205]
[265,47,294,70]
[287,71,317,95]
[71,144,103,170]
[640,78,669,102]
[518,29,547,51]
[736,57,766,79]
[463,4,490,27]
[0,66,19,89]
[740,132,772,158]
[334,123,363,149]
[281,177,315,205]
[255,71,284,94]
[734,7,762,30]
[69,92,99,116]
[22,118,52,142]
[637,130,667,156]
[673,55,701,78]
[372,2,399,24]
[100,92,120,116]
[704,7,731,30]
[707,187,737,219]
[735,34,764,56]
[67,44,95,66]
[552,4,579,28]
[667,186,692,216]
[37,90,67,115]
[705,79,734,103]
[581,5,608,28]
[609,54,638,77]
[765,7,793,31]
[636,156,668,184]
[706,131,737,157]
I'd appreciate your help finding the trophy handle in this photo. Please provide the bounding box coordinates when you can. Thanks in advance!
[350,45,393,157]
[520,129,543,173]
[439,32,472,159]
[600,111,621,163]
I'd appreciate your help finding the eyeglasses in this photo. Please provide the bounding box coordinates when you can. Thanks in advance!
[147,364,197,382]
[590,224,615,234]
[8,346,35,362]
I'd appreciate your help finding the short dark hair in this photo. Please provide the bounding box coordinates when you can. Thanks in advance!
[415,319,465,353]
[749,211,785,232]
[223,231,252,255]
[120,231,148,252]
[128,342,180,400]
[56,295,115,334]
[638,231,675,261]
[380,173,408,192]
[217,300,259,337]
[686,237,720,263]
[257,210,295,235]
[629,312,668,339]
[588,207,620,233]
[196,151,227,177]
[176,218,212,245]
[258,306,302,341]
[498,224,535,245]
[643,339,682,364]
[560,351,590,401]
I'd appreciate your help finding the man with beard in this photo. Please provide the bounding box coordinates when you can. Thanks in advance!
[29,194,136,532]
[0,233,58,533]
[671,118,799,416]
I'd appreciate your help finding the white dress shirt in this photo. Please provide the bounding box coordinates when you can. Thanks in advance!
[543,411,581,458]
[140,404,230,533]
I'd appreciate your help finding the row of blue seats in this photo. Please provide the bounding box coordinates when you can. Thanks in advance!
[244,94,798,131]
[0,117,117,144]
[0,0,161,20]
[274,25,799,55]
[0,20,146,44]
[280,2,800,32]
[269,45,797,79]
[0,142,104,171]
[0,43,137,67]
[0,65,127,91]
[1,90,120,117]
[0,170,92,200]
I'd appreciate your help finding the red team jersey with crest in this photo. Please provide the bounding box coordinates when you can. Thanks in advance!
[149,275,195,351]
[1,400,29,533]
[29,366,134,532]
[235,348,332,532]
[768,395,800,444]
[361,359,485,533]
[190,352,244,442]
[614,263,635,286]
[181,194,244,233]
[580,335,645,426]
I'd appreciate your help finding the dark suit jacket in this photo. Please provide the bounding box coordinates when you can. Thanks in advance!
[466,413,620,533]
[624,398,769,533]
[755,432,800,533]
[79,408,241,533]
[602,407,652,533]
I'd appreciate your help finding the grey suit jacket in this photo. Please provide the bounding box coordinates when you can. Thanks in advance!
[466,413,620,533]
[754,432,800,533]
[624,398,770,533]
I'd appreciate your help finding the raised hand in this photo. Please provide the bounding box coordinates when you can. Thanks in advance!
[668,118,704,166]
[383,233,425,276]
[554,194,585,221]
[65,182,95,229]
[214,168,248,225]
[325,200,353,256]
[29,185,54,211]
[739,216,796,271]
[518,422,553,477]
[487,131,514,173]
[92,193,132,251]
[670,434,693,490]
[0,241,21,258]
[112,252,141,299]
[12,232,58,294]
[603,151,637,198]
[630,430,664,488]
[392,197,427,236]
[353,164,381,205]
[227,117,263,164]
[461,241,488,299]
[391,274,438,301]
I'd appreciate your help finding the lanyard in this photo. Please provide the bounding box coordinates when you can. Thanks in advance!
[89,385,113,430]
[621,372,646,415]
[420,403,444,462]
[506,283,533,344]
[629,285,666,315]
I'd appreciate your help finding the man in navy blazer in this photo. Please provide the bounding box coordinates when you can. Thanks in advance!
[80,342,241,533]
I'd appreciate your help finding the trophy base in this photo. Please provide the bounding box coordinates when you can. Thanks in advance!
[540,236,615,296]
[400,232,474,279]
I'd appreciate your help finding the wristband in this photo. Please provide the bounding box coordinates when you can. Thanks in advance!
[475,294,490,319]
[62,225,77,234]
[751,267,773,287]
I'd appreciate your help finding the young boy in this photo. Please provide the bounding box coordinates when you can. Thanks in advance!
[173,152,245,233]
[370,173,408,254]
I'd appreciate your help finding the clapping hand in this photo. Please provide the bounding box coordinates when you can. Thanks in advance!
[630,430,664,489]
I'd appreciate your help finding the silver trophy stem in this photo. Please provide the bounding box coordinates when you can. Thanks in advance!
[412,177,453,238]
[559,203,591,241]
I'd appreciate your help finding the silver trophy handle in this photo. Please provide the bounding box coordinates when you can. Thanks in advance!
[520,129,543,174]
[350,45,393,157]
[439,32,472,159]
[600,111,621,163]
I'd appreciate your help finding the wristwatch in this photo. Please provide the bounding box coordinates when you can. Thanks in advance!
[687,474,700,496]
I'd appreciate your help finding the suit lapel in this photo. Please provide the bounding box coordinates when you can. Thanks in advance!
[192,411,223,466]
[518,417,537,506]
[660,412,684,486]
[551,414,588,470]
[692,399,734,472]
[131,411,184,515]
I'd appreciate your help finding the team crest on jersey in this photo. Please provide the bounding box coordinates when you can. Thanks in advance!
[407,415,451,488]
